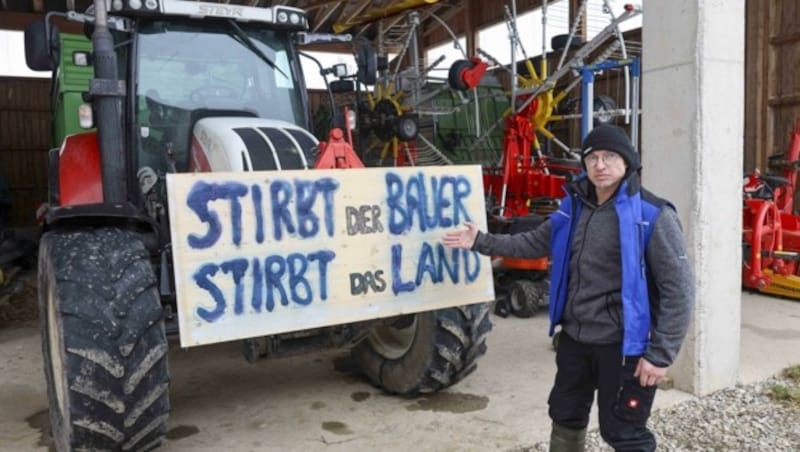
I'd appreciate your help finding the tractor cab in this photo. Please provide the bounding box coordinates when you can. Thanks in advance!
[132,17,314,174]
[26,1,317,210]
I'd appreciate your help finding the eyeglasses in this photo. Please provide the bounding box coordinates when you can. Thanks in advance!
[584,152,622,166]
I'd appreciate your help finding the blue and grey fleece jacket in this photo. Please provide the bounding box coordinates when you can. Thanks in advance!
[473,174,694,367]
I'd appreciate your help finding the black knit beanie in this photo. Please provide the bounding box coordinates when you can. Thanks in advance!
[580,124,638,169]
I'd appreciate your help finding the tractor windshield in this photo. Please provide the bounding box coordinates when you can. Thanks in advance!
[134,19,306,172]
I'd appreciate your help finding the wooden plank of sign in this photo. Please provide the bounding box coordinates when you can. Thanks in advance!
[166,165,495,347]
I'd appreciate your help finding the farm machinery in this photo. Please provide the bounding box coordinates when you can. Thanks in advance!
[25,1,493,450]
[478,1,642,317]
[742,119,800,299]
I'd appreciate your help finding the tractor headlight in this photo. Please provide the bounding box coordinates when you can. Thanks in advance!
[78,103,94,129]
[346,109,357,131]
[72,51,91,67]
[122,0,158,14]
[274,8,308,30]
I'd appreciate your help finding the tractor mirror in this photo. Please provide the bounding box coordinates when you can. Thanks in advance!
[330,79,354,94]
[356,45,377,86]
[24,20,60,71]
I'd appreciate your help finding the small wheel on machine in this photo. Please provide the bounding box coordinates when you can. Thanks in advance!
[508,279,548,318]
[448,59,474,91]
[593,94,617,125]
[395,114,419,141]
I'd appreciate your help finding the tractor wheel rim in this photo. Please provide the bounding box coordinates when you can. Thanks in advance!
[509,288,524,311]
[367,316,418,360]
[47,284,67,418]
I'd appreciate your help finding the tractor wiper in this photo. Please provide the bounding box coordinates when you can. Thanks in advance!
[226,19,288,79]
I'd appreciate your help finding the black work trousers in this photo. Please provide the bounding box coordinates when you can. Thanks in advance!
[548,332,657,452]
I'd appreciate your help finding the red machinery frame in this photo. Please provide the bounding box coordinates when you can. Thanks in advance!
[480,101,582,317]
[742,118,800,298]
[483,107,580,219]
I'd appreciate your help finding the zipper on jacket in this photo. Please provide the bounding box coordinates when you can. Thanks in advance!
[569,206,596,342]
[638,221,650,278]
[552,193,578,332]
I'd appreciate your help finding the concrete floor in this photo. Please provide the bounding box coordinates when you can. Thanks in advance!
[1,291,799,452]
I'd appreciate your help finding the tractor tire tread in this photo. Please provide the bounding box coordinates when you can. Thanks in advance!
[352,302,492,396]
[40,228,169,452]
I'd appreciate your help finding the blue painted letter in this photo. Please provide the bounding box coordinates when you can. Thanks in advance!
[193,263,226,322]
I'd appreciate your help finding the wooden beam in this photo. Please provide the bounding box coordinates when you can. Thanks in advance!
[304,0,345,11]
[332,0,372,33]
[0,11,82,33]
[768,94,800,108]
[378,13,406,38]
[744,0,768,171]
[421,3,461,38]
[311,3,340,33]
[770,31,800,46]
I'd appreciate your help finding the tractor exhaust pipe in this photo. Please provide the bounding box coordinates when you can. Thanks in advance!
[91,0,127,203]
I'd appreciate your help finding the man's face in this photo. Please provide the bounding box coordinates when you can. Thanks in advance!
[584,150,627,192]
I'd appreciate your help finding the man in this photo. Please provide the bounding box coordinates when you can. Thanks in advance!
[443,125,694,451]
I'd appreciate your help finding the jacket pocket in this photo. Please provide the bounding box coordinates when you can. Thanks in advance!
[605,292,622,328]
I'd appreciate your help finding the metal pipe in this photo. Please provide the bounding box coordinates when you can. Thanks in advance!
[581,68,594,139]
[557,0,585,72]
[602,0,631,124]
[631,57,640,147]
[92,0,126,203]
[409,12,421,108]
[427,13,468,59]
[508,2,518,110]
[541,0,547,72]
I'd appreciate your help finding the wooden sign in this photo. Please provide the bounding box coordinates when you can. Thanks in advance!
[166,165,494,347]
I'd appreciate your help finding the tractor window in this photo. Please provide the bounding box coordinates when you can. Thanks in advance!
[134,19,305,173]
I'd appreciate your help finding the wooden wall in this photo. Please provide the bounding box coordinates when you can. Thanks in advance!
[745,0,800,172]
[0,77,50,227]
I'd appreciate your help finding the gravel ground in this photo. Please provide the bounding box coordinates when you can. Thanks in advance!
[522,373,800,451]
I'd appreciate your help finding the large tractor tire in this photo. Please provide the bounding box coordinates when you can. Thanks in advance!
[39,228,170,451]
[351,303,492,396]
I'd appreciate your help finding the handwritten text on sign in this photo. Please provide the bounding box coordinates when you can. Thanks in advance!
[167,165,494,347]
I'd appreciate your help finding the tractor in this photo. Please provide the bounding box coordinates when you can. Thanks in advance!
[25,1,492,450]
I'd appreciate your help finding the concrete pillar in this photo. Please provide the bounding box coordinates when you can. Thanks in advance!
[641,1,744,395]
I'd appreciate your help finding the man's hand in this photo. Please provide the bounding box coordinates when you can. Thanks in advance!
[442,222,479,250]
[634,358,667,387]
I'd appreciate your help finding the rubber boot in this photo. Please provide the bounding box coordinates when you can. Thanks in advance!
[549,423,586,452]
